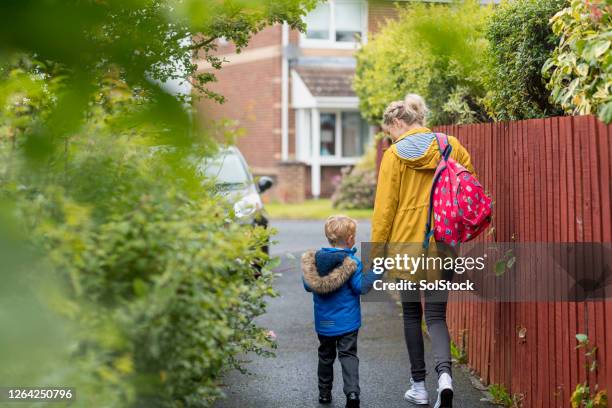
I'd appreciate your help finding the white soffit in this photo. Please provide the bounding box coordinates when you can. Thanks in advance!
[291,70,317,109]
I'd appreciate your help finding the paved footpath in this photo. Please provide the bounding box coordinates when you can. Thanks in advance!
[214,220,493,408]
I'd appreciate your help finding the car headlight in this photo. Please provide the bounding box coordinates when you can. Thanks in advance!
[234,193,262,219]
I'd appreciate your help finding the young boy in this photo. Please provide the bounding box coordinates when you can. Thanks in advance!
[301,215,378,408]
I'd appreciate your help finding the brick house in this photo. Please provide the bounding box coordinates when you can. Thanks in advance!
[194,0,496,202]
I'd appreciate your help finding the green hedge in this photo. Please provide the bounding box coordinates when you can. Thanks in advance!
[0,63,276,407]
[1,134,276,407]
[484,0,566,121]
[0,1,318,405]
[354,0,492,127]
[355,0,577,126]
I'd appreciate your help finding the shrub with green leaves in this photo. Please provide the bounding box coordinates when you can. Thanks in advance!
[354,0,491,126]
[0,1,317,406]
[331,166,377,210]
[484,0,566,121]
[1,103,276,406]
[543,0,611,124]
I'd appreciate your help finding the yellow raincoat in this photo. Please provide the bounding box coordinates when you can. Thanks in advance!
[371,127,474,280]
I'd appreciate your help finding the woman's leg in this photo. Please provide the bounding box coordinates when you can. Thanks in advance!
[423,293,452,378]
[401,290,427,381]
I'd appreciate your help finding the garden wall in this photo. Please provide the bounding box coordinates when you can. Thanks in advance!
[431,115,612,407]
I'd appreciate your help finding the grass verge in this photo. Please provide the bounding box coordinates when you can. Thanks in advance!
[265,199,373,220]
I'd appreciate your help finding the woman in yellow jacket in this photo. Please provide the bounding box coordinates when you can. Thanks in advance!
[372,95,474,408]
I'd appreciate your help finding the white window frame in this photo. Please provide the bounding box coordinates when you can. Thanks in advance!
[300,0,368,49]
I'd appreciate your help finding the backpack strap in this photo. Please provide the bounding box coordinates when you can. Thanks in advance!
[423,133,452,249]
[435,132,452,161]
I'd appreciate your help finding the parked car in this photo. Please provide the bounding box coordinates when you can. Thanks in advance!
[198,146,274,253]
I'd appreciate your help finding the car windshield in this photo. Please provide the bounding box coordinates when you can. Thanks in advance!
[198,151,250,189]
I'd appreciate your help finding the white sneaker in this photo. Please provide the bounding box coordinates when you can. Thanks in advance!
[404,378,429,405]
[433,373,453,408]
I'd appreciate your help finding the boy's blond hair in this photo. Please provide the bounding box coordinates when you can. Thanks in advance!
[324,215,357,246]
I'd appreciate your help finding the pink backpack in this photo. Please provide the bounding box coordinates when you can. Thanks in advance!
[423,133,492,249]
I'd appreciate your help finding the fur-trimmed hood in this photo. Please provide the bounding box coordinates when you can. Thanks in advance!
[301,250,358,294]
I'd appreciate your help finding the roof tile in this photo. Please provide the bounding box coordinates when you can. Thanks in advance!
[295,67,356,97]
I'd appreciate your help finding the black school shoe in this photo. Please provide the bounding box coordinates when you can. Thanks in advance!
[319,392,332,404]
[345,392,360,408]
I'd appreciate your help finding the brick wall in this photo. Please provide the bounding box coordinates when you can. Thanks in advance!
[200,25,281,58]
[275,161,307,203]
[273,164,345,201]
[303,165,345,199]
[195,27,282,174]
[288,105,296,159]
[321,166,344,198]
[368,1,402,34]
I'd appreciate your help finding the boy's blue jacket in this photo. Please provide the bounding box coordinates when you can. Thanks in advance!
[302,247,378,337]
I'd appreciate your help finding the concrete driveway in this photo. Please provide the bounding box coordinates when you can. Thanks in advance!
[214,220,493,408]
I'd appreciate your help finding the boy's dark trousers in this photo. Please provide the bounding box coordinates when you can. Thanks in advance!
[317,330,359,396]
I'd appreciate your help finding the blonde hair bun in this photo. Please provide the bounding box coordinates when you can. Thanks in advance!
[382,94,429,127]
[403,93,429,126]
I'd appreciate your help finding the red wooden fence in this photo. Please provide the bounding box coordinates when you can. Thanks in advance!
[429,115,611,407]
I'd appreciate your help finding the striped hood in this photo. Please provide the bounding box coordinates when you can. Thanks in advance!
[391,128,441,170]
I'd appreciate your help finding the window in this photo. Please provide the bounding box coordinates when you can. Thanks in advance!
[302,0,366,47]
[341,112,369,157]
[320,113,336,156]
[305,3,331,40]
[335,2,363,42]
[318,110,370,159]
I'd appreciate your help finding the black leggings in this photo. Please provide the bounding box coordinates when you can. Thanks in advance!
[401,288,452,382]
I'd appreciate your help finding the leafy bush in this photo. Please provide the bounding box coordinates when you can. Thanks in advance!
[543,0,611,124]
[484,0,566,120]
[0,52,273,407]
[331,166,377,210]
[354,0,492,126]
[0,0,318,404]
[1,110,276,407]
